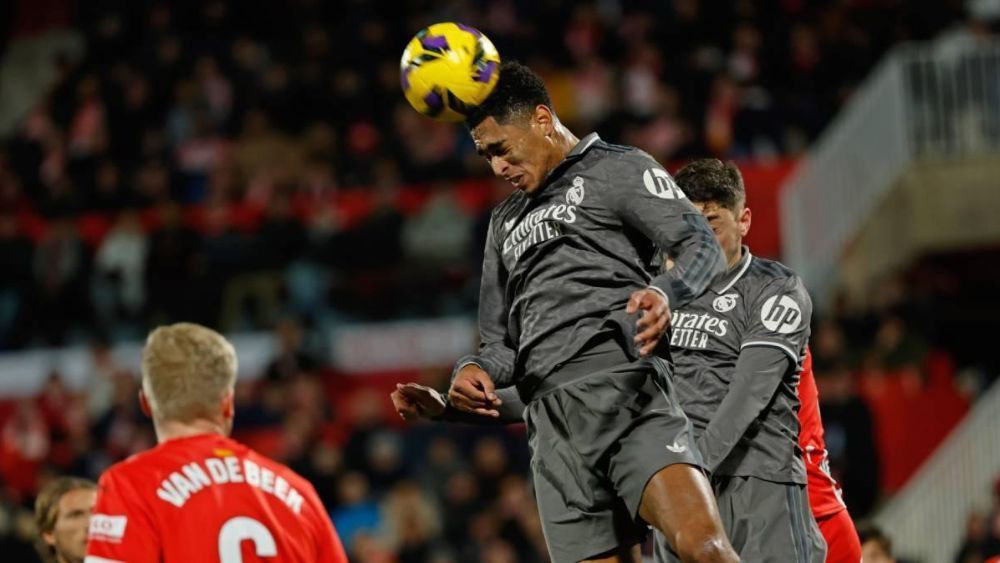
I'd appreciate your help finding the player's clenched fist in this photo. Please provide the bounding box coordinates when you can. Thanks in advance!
[391,383,447,420]
[627,288,672,357]
[448,364,502,418]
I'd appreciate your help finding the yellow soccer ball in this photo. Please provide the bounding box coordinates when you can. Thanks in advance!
[400,22,501,122]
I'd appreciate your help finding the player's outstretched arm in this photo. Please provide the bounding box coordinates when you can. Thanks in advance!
[391,382,525,424]
[602,153,726,311]
[392,383,448,420]
[452,216,518,387]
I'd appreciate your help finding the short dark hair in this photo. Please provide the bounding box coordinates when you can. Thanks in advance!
[857,523,893,555]
[466,61,552,128]
[674,159,746,212]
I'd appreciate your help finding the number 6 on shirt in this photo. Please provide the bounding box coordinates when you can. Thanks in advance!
[218,517,278,562]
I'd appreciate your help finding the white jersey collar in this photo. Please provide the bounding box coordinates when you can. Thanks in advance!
[712,245,752,293]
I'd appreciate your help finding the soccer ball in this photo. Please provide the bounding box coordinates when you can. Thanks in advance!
[400,22,501,122]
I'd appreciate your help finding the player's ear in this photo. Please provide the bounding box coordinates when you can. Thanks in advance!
[138,390,152,418]
[533,105,554,137]
[42,531,55,547]
[739,207,751,237]
[221,390,235,420]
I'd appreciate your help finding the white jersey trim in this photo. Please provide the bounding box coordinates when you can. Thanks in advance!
[577,134,599,154]
[716,250,753,294]
[85,557,126,563]
[741,340,798,362]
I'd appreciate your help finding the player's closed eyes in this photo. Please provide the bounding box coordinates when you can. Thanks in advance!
[478,143,509,162]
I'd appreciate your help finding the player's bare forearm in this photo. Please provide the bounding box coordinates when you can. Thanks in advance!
[393,383,524,425]
[440,387,524,424]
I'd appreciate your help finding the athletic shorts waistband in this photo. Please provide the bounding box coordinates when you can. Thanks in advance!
[517,336,632,403]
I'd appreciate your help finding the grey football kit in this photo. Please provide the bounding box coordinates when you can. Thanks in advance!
[445,248,830,562]
[454,133,725,562]
[654,247,827,563]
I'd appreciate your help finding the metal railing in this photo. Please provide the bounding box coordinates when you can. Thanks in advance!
[780,34,1000,302]
[873,378,1000,563]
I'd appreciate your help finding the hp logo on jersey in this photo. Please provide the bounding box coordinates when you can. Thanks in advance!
[760,295,802,334]
[643,168,686,200]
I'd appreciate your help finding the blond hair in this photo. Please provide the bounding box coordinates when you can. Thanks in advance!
[141,323,238,423]
[35,477,97,562]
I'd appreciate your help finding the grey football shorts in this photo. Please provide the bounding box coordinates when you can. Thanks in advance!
[523,339,703,563]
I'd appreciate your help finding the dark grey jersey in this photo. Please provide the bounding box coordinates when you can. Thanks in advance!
[669,248,813,484]
[457,134,725,390]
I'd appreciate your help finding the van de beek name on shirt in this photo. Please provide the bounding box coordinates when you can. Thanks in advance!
[156,456,305,514]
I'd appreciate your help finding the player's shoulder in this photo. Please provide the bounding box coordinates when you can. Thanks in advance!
[742,255,812,317]
[491,189,526,219]
[104,445,164,475]
[97,446,167,490]
[744,255,802,287]
[243,448,325,516]
[584,141,679,200]
[242,444,315,493]
[587,139,656,168]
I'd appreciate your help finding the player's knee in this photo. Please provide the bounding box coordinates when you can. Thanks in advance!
[673,531,737,563]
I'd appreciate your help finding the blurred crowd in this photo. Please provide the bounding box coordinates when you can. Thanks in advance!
[1,1,997,561]
[0,183,498,349]
[955,476,1000,563]
[0,0,983,350]
[0,269,989,562]
[0,0,972,212]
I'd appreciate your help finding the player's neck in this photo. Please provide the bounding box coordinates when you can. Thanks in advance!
[551,122,580,162]
[154,418,229,443]
[726,244,744,269]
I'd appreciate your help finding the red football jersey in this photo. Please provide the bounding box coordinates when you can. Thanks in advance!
[85,433,347,563]
[798,347,849,519]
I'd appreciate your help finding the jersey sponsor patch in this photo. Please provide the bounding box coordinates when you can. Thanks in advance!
[642,168,686,200]
[89,514,128,542]
[760,294,802,334]
[566,176,585,205]
[713,293,738,312]
[501,202,577,263]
